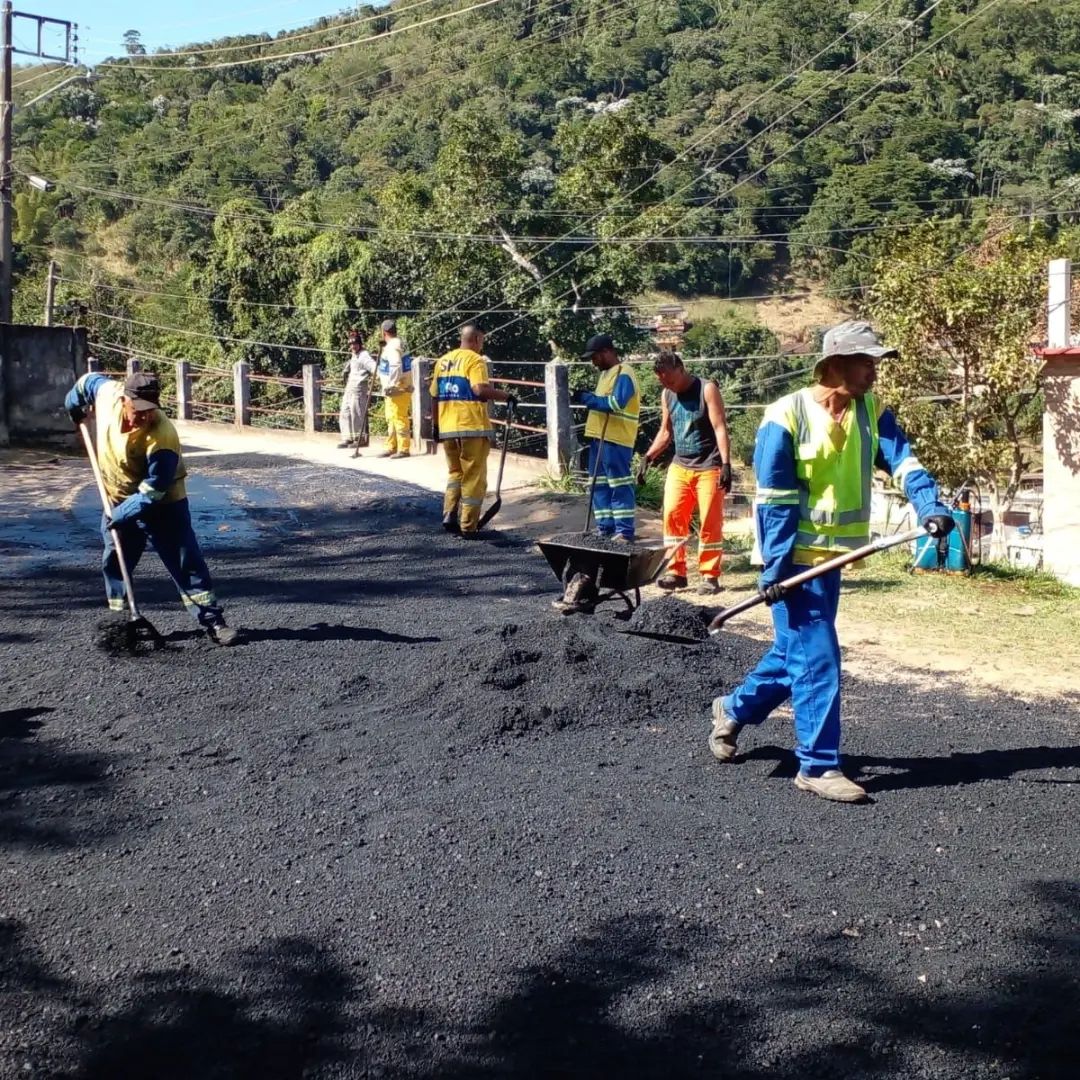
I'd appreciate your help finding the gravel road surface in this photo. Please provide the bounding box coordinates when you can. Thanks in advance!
[2,451,1078,1078]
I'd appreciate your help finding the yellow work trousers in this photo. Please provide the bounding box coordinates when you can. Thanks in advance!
[442,437,490,533]
[384,393,412,454]
[663,462,725,578]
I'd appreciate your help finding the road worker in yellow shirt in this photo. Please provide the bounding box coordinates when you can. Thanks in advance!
[430,324,516,536]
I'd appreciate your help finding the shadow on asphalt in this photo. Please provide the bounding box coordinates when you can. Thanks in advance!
[0,709,117,850]
[3,891,1076,1078]
[165,624,441,646]
[739,743,1080,790]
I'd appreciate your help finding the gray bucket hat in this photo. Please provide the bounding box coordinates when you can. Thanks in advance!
[815,320,898,379]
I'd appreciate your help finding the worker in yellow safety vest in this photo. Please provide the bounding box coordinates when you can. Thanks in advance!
[638,350,731,595]
[376,318,414,458]
[430,323,516,537]
[708,321,955,803]
[574,334,641,541]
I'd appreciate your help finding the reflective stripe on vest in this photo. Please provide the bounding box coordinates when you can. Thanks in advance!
[583,364,640,448]
[777,388,880,566]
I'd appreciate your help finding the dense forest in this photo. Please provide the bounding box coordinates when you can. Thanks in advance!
[12,0,1080,450]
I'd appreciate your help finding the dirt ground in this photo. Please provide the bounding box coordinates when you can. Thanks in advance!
[2,447,1078,1079]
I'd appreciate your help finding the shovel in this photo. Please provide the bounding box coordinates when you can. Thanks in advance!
[478,399,515,529]
[707,526,926,634]
[78,421,165,652]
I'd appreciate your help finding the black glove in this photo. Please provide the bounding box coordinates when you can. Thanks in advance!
[68,405,86,427]
[718,462,732,493]
[759,582,788,605]
[635,457,650,485]
[571,389,586,406]
[923,514,955,538]
[505,394,519,411]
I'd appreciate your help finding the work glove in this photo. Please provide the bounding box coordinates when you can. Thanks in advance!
[758,581,789,605]
[571,389,586,406]
[68,405,86,427]
[922,513,955,538]
[634,457,650,485]
[505,394,519,411]
[106,493,147,529]
[718,462,732,493]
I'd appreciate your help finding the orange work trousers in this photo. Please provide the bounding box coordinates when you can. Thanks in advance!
[663,462,724,579]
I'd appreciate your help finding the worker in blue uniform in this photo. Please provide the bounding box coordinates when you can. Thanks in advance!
[708,321,955,802]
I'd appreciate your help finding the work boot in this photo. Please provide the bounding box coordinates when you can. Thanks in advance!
[553,572,596,614]
[376,450,394,458]
[442,511,461,535]
[698,577,721,597]
[207,619,241,647]
[657,573,688,591]
[708,697,740,762]
[794,770,867,803]
[459,529,481,541]
[611,535,632,545]
[390,451,411,460]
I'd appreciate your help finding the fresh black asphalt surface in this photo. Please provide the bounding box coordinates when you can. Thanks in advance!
[2,448,1078,1078]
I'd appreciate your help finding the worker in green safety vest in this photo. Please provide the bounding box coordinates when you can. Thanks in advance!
[708,321,955,803]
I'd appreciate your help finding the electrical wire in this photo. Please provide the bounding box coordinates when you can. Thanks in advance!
[96,0,508,72]
[469,0,1006,350]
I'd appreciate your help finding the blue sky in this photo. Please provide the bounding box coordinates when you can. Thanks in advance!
[16,2,374,66]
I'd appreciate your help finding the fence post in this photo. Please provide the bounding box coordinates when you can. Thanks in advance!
[412,357,435,454]
[126,356,141,376]
[303,364,322,434]
[545,360,572,477]
[176,360,192,420]
[87,356,103,372]
[233,361,250,427]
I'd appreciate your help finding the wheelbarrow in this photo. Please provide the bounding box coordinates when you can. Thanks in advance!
[537,413,683,613]
[537,537,670,613]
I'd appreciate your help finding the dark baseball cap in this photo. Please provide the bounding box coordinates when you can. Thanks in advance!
[381,318,397,334]
[580,333,615,359]
[122,372,161,411]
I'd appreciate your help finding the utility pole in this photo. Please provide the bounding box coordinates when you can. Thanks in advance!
[43,258,57,324]
[0,3,76,323]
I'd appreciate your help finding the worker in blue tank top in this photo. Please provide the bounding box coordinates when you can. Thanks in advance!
[639,350,731,596]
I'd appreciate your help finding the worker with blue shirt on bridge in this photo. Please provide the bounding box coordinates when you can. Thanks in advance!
[708,321,954,802]
[574,334,641,542]
[65,370,239,646]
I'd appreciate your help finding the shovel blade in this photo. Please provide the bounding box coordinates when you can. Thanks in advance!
[617,628,703,646]
[478,496,502,529]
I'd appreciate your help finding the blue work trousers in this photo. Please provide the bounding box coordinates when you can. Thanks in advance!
[101,498,223,628]
[588,441,635,539]
[722,569,842,775]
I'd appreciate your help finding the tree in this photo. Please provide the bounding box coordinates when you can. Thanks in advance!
[868,218,1054,557]
[122,30,146,57]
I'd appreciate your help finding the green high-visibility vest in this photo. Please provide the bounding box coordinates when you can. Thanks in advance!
[757,388,881,567]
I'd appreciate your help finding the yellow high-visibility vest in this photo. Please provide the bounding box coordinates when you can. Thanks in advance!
[757,388,881,567]
[583,364,640,448]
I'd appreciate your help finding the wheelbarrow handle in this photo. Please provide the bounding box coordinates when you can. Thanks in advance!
[708,527,926,633]
[582,412,611,536]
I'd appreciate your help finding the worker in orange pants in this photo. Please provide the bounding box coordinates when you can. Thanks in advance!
[663,462,726,583]
[638,350,732,596]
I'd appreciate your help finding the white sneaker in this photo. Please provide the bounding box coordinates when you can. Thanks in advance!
[794,770,867,803]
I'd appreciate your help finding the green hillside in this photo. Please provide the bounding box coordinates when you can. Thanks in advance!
[12,0,1080,379]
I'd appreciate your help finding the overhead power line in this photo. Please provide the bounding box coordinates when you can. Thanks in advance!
[470,0,1005,350]
[97,0,507,72]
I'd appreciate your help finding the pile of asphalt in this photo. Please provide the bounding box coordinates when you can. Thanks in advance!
[2,453,1078,1079]
[625,595,713,642]
[543,531,651,554]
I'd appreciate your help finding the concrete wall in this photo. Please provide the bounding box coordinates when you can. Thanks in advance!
[0,325,88,445]
[1041,354,1080,586]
